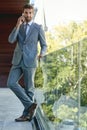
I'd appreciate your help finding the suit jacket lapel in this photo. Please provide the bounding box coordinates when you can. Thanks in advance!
[20,24,26,37]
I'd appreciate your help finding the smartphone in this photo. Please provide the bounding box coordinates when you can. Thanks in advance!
[21,13,25,23]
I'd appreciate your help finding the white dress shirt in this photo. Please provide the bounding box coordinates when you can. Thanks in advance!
[23,20,33,35]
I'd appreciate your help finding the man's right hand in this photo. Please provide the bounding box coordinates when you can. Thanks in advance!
[16,15,25,28]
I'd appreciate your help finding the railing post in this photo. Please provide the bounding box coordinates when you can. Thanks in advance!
[77,41,82,130]
[71,45,74,65]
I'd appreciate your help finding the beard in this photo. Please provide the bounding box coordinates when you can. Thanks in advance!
[25,17,32,22]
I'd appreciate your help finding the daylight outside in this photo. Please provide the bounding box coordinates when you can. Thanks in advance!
[34,0,87,130]
[0,0,87,130]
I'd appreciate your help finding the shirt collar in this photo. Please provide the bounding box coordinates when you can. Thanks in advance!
[24,20,33,26]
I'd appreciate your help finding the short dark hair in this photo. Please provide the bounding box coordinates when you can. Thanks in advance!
[23,4,34,11]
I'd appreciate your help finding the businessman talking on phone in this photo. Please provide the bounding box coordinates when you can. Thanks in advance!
[7,4,47,122]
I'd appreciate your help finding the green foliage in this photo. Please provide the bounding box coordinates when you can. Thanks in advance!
[46,20,87,52]
[35,66,43,88]
[34,20,87,127]
[41,103,57,122]
[54,105,78,120]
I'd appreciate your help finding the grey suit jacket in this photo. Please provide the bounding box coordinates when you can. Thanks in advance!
[8,22,47,67]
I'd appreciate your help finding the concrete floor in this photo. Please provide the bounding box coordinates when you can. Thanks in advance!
[0,88,33,130]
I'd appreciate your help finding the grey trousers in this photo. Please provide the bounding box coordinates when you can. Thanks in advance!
[7,60,36,116]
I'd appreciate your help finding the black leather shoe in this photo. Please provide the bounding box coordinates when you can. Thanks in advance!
[15,115,29,122]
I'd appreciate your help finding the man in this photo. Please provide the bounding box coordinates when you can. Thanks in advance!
[7,4,47,122]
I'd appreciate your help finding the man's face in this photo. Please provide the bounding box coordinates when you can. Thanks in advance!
[23,8,34,22]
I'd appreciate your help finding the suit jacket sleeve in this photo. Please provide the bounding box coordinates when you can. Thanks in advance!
[39,25,47,56]
[8,27,19,44]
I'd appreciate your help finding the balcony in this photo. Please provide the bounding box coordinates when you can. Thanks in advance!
[0,39,87,130]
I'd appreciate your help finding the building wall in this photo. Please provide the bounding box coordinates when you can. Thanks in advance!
[0,0,28,87]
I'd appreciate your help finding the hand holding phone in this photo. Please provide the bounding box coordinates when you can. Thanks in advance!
[21,13,25,23]
[16,14,25,28]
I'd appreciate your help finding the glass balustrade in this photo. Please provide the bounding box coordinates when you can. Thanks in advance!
[34,38,87,130]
